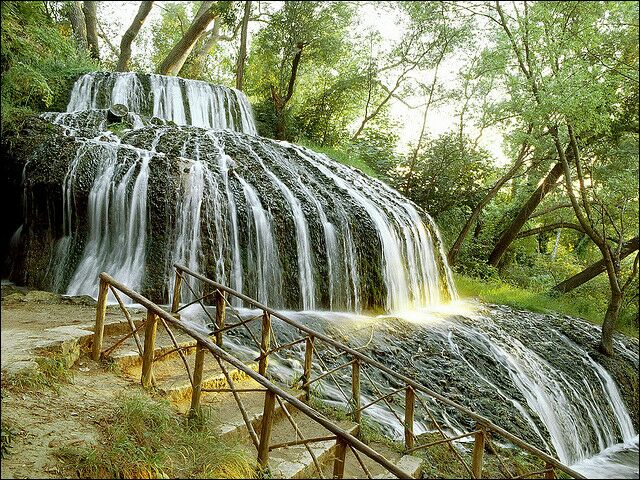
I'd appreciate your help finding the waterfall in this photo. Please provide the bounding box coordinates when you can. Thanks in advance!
[441,309,637,465]
[35,72,456,312]
[59,141,152,297]
[238,176,283,306]
[66,72,257,134]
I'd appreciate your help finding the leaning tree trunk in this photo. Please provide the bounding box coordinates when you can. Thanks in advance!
[270,42,304,140]
[600,289,623,356]
[552,236,639,293]
[158,5,216,76]
[488,160,565,267]
[117,1,154,72]
[448,134,531,265]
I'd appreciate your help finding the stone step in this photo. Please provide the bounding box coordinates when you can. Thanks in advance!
[265,408,359,479]
[373,454,423,479]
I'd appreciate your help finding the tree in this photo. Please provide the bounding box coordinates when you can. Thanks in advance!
[82,1,99,60]
[247,1,353,140]
[116,1,154,72]
[394,132,494,220]
[552,237,639,294]
[64,1,87,52]
[235,0,251,90]
[350,2,457,141]
[484,1,639,354]
[157,1,217,75]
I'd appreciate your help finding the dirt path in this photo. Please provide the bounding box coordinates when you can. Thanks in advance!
[0,286,144,479]
[1,362,141,479]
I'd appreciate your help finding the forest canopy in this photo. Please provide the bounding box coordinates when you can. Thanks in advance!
[1,0,638,354]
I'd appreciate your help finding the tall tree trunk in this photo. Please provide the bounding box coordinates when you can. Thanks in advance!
[117,1,154,72]
[158,4,216,76]
[487,160,565,267]
[66,1,88,52]
[599,289,623,356]
[552,236,639,293]
[448,132,531,265]
[182,17,220,77]
[235,0,251,91]
[82,1,100,60]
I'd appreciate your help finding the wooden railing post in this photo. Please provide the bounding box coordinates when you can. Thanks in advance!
[257,390,277,467]
[472,426,485,479]
[215,290,226,347]
[352,358,361,427]
[259,311,271,376]
[405,386,415,450]
[545,463,556,479]
[171,270,182,319]
[92,277,109,361]
[189,341,206,416]
[141,311,158,388]
[303,335,314,400]
[333,436,348,479]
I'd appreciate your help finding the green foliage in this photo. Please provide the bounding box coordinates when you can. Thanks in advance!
[0,1,96,132]
[245,1,356,139]
[455,273,638,339]
[296,139,380,179]
[56,393,255,478]
[393,132,495,219]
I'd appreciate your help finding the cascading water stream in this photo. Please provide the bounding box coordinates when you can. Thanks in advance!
[13,72,636,476]
[237,175,283,306]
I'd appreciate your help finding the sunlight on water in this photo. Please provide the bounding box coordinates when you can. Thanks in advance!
[379,300,478,325]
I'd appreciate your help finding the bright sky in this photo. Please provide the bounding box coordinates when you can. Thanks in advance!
[98,1,507,164]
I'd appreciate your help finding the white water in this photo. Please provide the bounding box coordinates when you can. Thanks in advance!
[47,73,456,312]
[443,310,637,466]
[238,176,283,306]
[571,435,639,479]
[66,72,257,134]
[63,142,151,297]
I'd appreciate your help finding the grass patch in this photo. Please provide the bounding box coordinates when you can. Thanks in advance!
[56,392,255,479]
[296,139,380,179]
[454,274,638,338]
[3,354,73,393]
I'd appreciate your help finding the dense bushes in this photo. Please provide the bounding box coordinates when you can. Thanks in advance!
[0,2,97,133]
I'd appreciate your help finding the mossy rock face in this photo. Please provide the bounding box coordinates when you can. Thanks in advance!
[5,105,452,313]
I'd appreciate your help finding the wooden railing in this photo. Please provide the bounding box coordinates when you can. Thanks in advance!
[92,272,411,479]
[92,264,587,479]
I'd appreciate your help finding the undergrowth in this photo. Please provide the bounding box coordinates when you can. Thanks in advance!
[454,273,638,338]
[56,392,255,479]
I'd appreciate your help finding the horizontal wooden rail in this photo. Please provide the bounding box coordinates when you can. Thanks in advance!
[304,359,356,387]
[269,435,337,451]
[98,272,412,479]
[406,430,481,454]
[172,263,586,479]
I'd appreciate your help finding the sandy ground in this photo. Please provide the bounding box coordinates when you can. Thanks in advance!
[0,287,143,479]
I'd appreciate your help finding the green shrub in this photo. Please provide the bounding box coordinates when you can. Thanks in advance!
[1,1,97,133]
